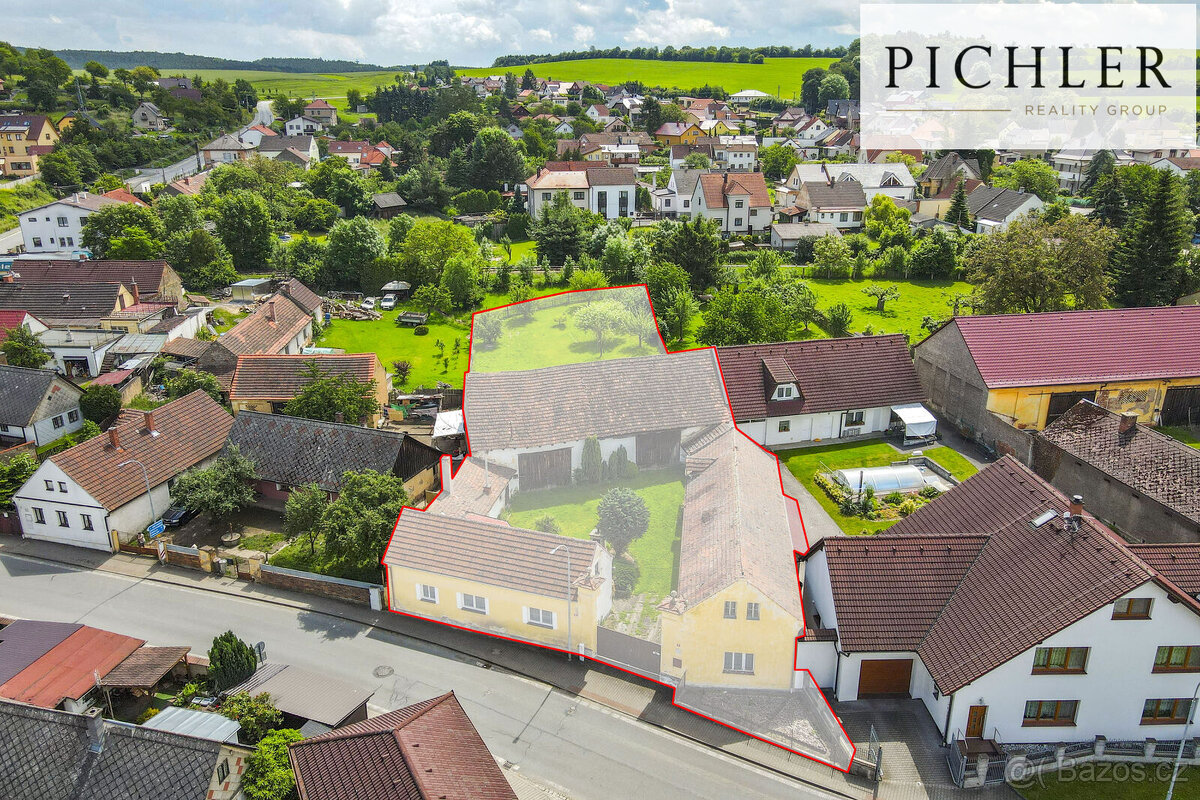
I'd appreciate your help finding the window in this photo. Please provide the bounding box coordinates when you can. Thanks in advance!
[1154,646,1200,673]
[735,199,745,208]
[56,510,69,527]
[734,217,743,227]
[775,385,794,399]
[81,514,93,531]
[778,420,791,433]
[573,191,585,201]
[541,192,551,201]
[52,415,64,429]
[56,216,68,227]
[418,584,438,604]
[44,480,54,491]
[31,237,41,248]
[216,759,230,783]
[526,607,556,629]
[664,199,672,208]
[844,411,866,427]
[683,200,690,208]
[67,410,79,423]
[1023,700,1078,727]
[33,507,45,524]
[746,603,760,620]
[1114,597,1152,619]
[65,237,73,246]
[1142,698,1193,725]
[57,482,67,493]
[723,652,755,674]
[1032,646,1089,674]
[458,593,488,614]
[839,212,849,222]
[723,600,738,619]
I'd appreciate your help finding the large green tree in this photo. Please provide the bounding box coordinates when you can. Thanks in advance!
[220,692,282,745]
[319,470,411,565]
[283,483,329,556]
[397,218,477,288]
[1110,169,1193,307]
[216,191,275,271]
[944,179,972,229]
[597,487,649,556]
[759,144,798,181]
[991,159,1060,201]
[207,630,258,692]
[79,385,122,423]
[1,325,50,368]
[697,282,789,346]
[81,204,166,258]
[241,728,302,800]
[653,216,723,290]
[164,229,238,294]
[171,447,257,527]
[282,361,378,424]
[466,127,526,191]
[323,216,386,290]
[532,192,588,266]
[164,369,223,403]
[0,454,38,510]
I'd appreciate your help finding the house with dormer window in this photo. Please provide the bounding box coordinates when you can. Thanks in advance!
[687,171,772,234]
[783,162,916,205]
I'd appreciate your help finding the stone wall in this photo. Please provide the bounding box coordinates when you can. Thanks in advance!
[256,564,381,606]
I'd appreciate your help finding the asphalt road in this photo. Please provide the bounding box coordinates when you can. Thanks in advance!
[0,226,22,254]
[0,553,835,800]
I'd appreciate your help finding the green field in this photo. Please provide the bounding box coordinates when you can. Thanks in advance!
[188,57,834,104]
[0,182,55,233]
[799,276,975,342]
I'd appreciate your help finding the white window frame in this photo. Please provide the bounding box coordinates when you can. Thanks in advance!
[417,583,438,604]
[746,602,760,620]
[457,592,488,614]
[723,651,755,674]
[723,600,737,619]
[524,607,557,629]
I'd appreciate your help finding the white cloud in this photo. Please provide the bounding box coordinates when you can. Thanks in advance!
[572,24,595,43]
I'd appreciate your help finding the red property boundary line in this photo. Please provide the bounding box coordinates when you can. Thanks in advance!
[381,284,856,773]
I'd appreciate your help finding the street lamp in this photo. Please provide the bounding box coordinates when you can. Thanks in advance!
[117,459,155,529]
[549,544,573,661]
[1166,678,1200,800]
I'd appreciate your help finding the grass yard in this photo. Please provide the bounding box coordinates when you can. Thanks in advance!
[504,467,685,598]
[778,440,980,535]
[269,533,385,584]
[1016,765,1200,800]
[0,181,55,233]
[209,308,239,333]
[501,240,537,264]
[1161,426,1200,448]
[469,290,664,374]
[797,275,975,342]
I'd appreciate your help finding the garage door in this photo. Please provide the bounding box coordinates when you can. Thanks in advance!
[1163,387,1200,427]
[858,659,913,697]
[635,429,681,468]
[518,448,573,491]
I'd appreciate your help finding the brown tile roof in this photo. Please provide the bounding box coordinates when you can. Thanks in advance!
[801,179,867,209]
[161,337,213,359]
[166,172,209,195]
[385,512,600,600]
[50,391,234,511]
[1127,543,1200,594]
[464,351,730,452]
[288,692,517,800]
[698,172,771,208]
[1038,401,1200,524]
[674,428,804,619]
[940,307,1200,389]
[825,456,1200,693]
[278,278,322,314]
[219,296,311,355]
[716,335,925,421]
[99,646,190,689]
[428,457,516,519]
[13,259,173,298]
[0,282,123,323]
[229,353,379,402]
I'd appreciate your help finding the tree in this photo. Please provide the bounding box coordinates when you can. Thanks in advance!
[0,454,38,510]
[657,287,698,344]
[567,269,608,291]
[908,227,959,279]
[472,312,503,349]
[108,228,162,260]
[345,88,363,110]
[165,229,238,294]
[967,215,1115,313]
[532,193,587,265]
[574,300,625,359]
[412,283,453,317]
[83,60,108,79]
[991,159,1060,201]
[682,152,711,169]
[440,252,485,310]
[466,127,527,191]
[397,219,477,288]
[1110,168,1193,307]
[283,484,328,557]
[155,194,204,234]
[863,194,912,249]
[1082,149,1116,195]
[80,385,122,423]
[208,630,258,692]
[824,302,853,336]
[90,174,124,193]
[306,161,371,217]
[944,179,972,229]
[597,487,649,556]
[241,728,302,800]
[653,216,723,290]
[817,73,851,107]
[812,235,854,278]
[171,447,258,527]
[323,216,386,290]
[283,361,379,424]
[862,284,901,312]
[801,67,828,111]
[216,192,275,271]
[81,204,166,258]
[0,325,50,368]
[220,692,282,745]
[294,199,339,232]
[164,370,223,403]
[319,470,410,565]
[697,283,789,346]
[759,144,798,181]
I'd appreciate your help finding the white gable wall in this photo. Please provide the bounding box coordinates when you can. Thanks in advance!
[13,460,112,551]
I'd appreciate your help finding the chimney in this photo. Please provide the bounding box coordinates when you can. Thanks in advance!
[143,410,156,435]
[84,707,106,753]
[130,280,139,306]
[77,252,87,263]
[1069,495,1084,518]
[334,412,344,424]
[265,301,275,323]
[108,428,121,449]
[1119,412,1138,434]
[439,455,453,494]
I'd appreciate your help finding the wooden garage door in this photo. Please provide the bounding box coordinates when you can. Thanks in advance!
[1162,387,1200,427]
[635,429,681,467]
[858,659,913,697]
[518,448,573,491]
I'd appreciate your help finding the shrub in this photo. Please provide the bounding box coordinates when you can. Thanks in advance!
[598,487,650,555]
[413,325,429,336]
[579,436,602,484]
[838,495,858,516]
[208,631,258,692]
[80,384,122,423]
[173,681,202,707]
[533,514,561,534]
[813,473,848,504]
[883,491,905,506]
[612,559,641,599]
[899,499,918,516]
[221,691,283,745]
[391,360,412,384]
[920,485,942,499]
[604,445,635,481]
[135,706,162,724]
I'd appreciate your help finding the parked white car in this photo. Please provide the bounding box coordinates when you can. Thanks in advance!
[380,294,397,310]
[361,297,376,310]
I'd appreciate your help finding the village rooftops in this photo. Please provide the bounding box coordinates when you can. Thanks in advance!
[1038,400,1200,524]
[287,692,517,800]
[259,135,314,153]
[716,335,926,421]
[0,282,125,324]
[219,295,311,355]
[938,306,1200,388]
[21,191,129,215]
[698,172,771,208]
[966,185,1039,223]
[229,353,380,402]
[463,350,730,453]
[428,456,517,519]
[226,663,370,728]
[0,619,143,708]
[0,365,81,429]
[798,179,866,209]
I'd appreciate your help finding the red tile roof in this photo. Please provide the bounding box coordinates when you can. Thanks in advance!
[716,335,926,420]
[698,172,771,208]
[101,188,148,207]
[942,306,1200,388]
[219,296,311,355]
[0,625,143,708]
[0,310,46,342]
[288,692,517,800]
[50,391,234,511]
[229,353,380,402]
[1128,543,1200,594]
[305,99,335,110]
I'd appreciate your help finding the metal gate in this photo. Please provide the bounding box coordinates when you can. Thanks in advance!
[867,724,884,781]
[595,626,661,678]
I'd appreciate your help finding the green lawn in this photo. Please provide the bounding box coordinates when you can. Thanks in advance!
[0,181,55,233]
[501,240,536,264]
[209,308,239,333]
[469,291,664,374]
[778,440,980,536]
[269,533,384,584]
[504,468,685,598]
[783,275,975,342]
[1017,765,1200,800]
[1161,426,1200,448]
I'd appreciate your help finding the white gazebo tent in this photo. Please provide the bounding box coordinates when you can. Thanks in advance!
[891,403,938,443]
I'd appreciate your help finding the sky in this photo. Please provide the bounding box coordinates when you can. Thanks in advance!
[8,0,859,67]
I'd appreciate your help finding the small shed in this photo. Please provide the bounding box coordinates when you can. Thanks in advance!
[225,663,370,733]
[371,192,407,219]
[380,280,412,300]
[142,705,241,744]
[229,278,273,303]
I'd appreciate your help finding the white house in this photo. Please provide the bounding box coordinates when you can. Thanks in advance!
[784,163,916,203]
[0,365,84,449]
[715,335,928,448]
[713,141,756,171]
[794,179,867,230]
[284,116,325,137]
[769,221,840,251]
[966,185,1045,234]
[686,171,772,234]
[798,457,1200,752]
[525,165,638,221]
[651,168,704,217]
[237,124,277,148]
[18,192,131,254]
[132,102,169,131]
[12,391,234,552]
[37,328,124,380]
[729,89,770,105]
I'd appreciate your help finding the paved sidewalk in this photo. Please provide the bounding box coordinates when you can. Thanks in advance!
[0,536,1015,800]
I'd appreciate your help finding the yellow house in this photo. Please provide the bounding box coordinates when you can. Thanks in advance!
[228,353,389,425]
[384,511,612,655]
[914,308,1200,457]
[655,122,703,147]
[0,114,60,177]
[659,426,805,690]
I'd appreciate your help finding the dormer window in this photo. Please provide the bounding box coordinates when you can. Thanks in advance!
[773,384,795,400]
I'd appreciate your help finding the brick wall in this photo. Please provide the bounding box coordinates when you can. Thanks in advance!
[256,564,381,606]
[165,543,204,571]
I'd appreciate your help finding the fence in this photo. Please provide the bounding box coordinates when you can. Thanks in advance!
[996,735,1200,786]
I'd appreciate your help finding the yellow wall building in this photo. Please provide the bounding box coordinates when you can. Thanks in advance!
[655,123,702,147]
[0,114,59,177]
